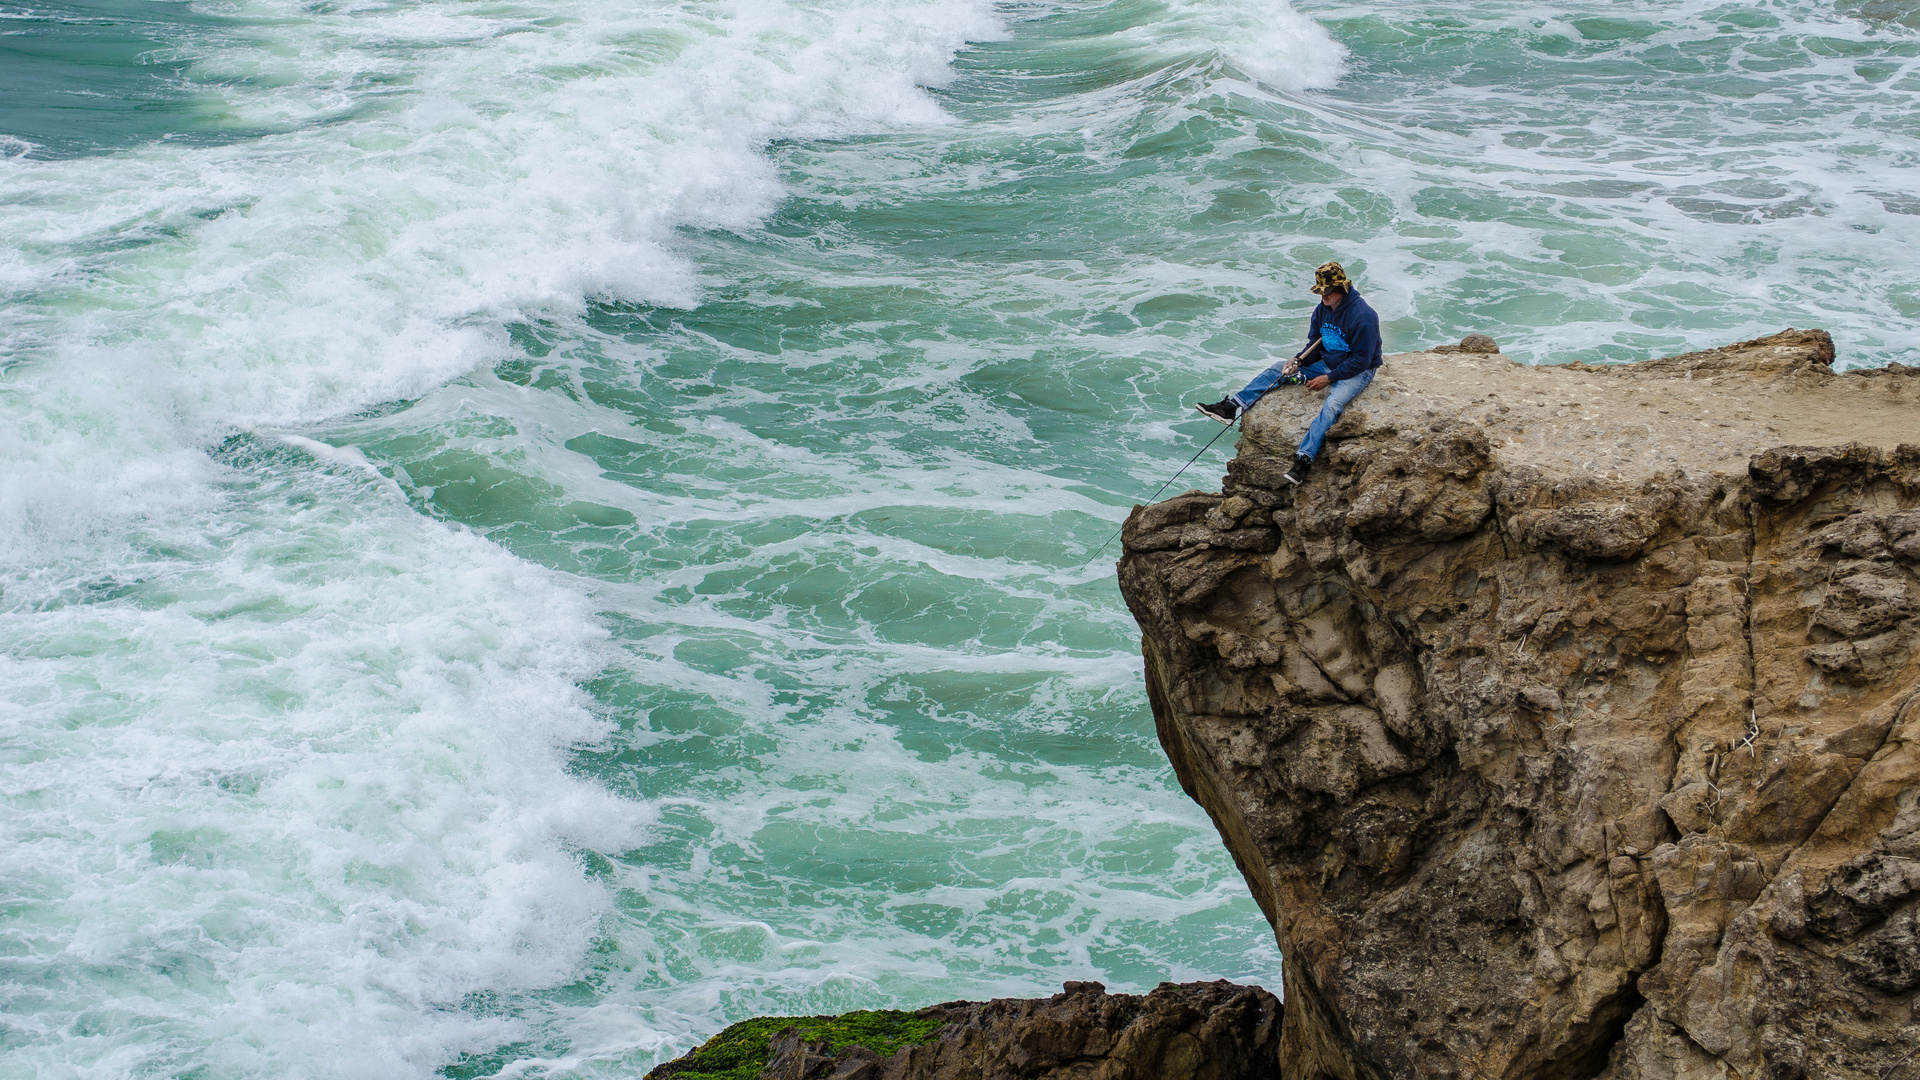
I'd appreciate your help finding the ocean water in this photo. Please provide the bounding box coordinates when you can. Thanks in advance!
[2,0,1916,1075]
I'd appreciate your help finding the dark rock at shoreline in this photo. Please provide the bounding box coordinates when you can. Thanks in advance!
[651,980,1281,1080]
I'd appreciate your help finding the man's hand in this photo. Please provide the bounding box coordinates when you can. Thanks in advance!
[1281,359,1300,377]
[1307,374,1331,391]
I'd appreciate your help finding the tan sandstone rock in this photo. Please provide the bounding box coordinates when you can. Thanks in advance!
[1117,330,1920,1079]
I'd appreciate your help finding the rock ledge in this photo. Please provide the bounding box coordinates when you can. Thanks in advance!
[1119,331,1920,1079]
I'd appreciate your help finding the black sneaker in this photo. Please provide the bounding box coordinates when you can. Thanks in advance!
[1283,454,1312,485]
[1195,398,1239,425]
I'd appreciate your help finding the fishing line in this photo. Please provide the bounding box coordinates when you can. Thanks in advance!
[1079,418,1236,570]
[1079,341,1318,571]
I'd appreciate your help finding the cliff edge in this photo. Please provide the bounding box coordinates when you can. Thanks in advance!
[1116,330,1920,1079]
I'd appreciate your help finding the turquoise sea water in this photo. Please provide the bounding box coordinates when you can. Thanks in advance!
[2,0,1916,1075]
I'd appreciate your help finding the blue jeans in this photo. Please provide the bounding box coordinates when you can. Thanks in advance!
[1231,360,1376,461]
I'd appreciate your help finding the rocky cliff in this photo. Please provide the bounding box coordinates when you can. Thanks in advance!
[1116,331,1920,1079]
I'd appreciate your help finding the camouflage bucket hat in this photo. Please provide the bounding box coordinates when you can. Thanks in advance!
[1310,261,1352,295]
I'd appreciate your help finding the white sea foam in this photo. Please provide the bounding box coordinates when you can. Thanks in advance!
[0,0,1015,1072]
[1268,0,1920,364]
[1130,0,1346,90]
[0,453,644,1076]
[278,319,1286,1069]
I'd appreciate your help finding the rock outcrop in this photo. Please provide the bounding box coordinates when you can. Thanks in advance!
[650,980,1280,1080]
[1117,331,1920,1079]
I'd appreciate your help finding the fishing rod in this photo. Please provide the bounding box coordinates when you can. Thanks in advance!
[1077,339,1322,571]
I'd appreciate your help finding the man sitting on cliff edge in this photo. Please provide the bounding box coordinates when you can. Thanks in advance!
[1194,261,1384,485]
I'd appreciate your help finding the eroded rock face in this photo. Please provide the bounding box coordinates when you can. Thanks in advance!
[1118,331,1920,1079]
[763,981,1280,1080]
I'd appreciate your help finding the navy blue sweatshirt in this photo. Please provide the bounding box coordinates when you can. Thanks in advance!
[1306,290,1384,382]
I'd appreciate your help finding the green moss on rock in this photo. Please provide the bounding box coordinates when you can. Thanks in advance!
[646,1009,946,1080]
